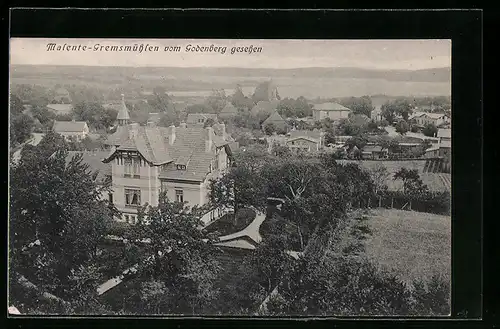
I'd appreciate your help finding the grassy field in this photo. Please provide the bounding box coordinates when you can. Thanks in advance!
[362,208,451,285]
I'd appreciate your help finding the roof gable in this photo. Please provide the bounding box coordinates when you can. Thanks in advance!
[313,102,351,112]
[53,121,88,132]
[263,110,285,125]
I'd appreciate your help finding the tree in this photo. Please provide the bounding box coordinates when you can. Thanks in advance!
[230,85,256,111]
[10,113,34,146]
[422,123,438,137]
[381,99,413,123]
[340,96,374,117]
[393,168,429,196]
[10,93,25,116]
[271,143,292,158]
[205,89,227,113]
[252,81,276,103]
[277,97,313,119]
[159,111,181,127]
[324,128,336,145]
[370,164,389,196]
[263,123,277,135]
[9,148,115,310]
[122,194,221,314]
[395,120,410,135]
[203,118,216,128]
[72,101,112,129]
[345,135,368,151]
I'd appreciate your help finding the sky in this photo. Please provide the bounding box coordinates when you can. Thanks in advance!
[10,38,451,70]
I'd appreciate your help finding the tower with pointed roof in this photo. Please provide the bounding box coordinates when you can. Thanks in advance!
[117,94,130,126]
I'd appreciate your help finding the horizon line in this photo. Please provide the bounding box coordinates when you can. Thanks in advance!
[10,63,451,71]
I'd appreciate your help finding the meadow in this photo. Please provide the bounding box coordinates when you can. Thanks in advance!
[362,208,451,285]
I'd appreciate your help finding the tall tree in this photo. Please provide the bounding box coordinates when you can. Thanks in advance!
[121,194,221,314]
[340,96,374,117]
[10,113,34,146]
[9,148,115,311]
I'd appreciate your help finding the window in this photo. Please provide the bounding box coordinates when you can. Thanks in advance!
[125,189,141,206]
[124,157,140,178]
[176,164,186,170]
[108,193,113,204]
[124,215,129,222]
[175,189,184,203]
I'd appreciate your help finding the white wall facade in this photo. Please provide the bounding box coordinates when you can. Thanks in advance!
[313,110,350,121]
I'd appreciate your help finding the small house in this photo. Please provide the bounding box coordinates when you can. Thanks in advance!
[262,110,288,133]
[52,121,89,142]
[361,145,388,160]
[312,102,352,122]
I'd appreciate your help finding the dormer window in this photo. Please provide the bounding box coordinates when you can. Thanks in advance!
[177,164,186,170]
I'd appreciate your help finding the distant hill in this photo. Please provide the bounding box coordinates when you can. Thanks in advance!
[11,65,451,83]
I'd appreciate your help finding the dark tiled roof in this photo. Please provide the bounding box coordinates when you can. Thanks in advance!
[313,102,351,111]
[65,151,111,182]
[46,104,73,114]
[104,124,231,182]
[289,129,322,141]
[53,121,87,132]
[262,110,286,126]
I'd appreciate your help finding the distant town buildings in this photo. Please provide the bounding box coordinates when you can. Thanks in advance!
[410,112,450,127]
[312,102,352,122]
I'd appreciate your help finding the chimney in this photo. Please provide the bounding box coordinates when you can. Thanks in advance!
[219,123,227,140]
[205,126,213,152]
[168,125,176,145]
[128,123,139,140]
[180,122,187,128]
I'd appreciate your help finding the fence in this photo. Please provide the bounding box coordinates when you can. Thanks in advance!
[200,206,234,227]
[355,193,450,216]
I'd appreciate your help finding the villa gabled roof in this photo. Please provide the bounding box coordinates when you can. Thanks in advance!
[103,124,232,182]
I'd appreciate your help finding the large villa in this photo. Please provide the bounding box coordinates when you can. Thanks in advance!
[71,95,236,225]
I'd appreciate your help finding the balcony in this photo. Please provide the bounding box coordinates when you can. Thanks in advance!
[123,173,141,179]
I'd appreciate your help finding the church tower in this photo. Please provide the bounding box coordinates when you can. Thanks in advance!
[117,94,130,126]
